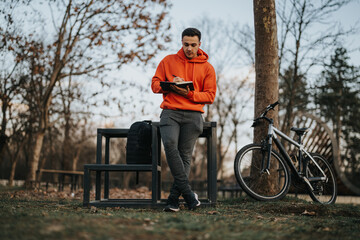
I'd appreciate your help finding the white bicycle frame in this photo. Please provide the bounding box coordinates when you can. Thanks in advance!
[267,123,327,189]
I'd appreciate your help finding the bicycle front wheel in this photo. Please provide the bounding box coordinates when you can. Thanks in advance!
[305,153,337,204]
[234,144,291,201]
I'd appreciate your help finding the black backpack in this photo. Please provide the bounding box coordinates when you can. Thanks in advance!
[126,121,152,164]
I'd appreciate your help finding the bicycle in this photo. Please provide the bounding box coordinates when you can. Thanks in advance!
[234,101,337,204]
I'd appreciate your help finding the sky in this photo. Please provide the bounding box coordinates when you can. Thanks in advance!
[169,0,360,63]
[170,0,254,26]
[169,0,360,29]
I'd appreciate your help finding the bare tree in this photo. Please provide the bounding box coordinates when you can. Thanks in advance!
[0,2,29,159]
[213,73,254,178]
[56,74,90,172]
[276,0,355,134]
[0,0,172,187]
[5,105,27,186]
[0,11,33,182]
[0,71,26,159]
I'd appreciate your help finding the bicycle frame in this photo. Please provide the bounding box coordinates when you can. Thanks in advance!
[264,122,327,190]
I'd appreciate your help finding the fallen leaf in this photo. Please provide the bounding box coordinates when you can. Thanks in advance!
[42,224,64,234]
[102,212,112,216]
[270,217,285,222]
[207,211,219,215]
[301,210,316,216]
[41,211,49,217]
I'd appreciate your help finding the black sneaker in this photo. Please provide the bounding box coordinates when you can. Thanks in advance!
[163,196,180,212]
[183,192,201,210]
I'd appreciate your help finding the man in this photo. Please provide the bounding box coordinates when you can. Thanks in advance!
[151,28,216,212]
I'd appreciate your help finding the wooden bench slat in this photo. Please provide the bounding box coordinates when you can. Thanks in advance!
[84,164,153,172]
[38,169,84,175]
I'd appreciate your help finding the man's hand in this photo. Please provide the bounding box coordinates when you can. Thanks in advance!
[173,76,184,83]
[170,76,189,97]
[170,85,189,97]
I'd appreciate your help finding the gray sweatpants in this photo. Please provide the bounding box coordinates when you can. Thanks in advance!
[159,109,203,198]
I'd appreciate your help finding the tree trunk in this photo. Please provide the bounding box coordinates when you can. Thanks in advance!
[26,131,45,187]
[253,0,279,142]
[25,61,60,187]
[72,145,83,171]
[8,159,17,187]
[8,139,25,186]
[36,156,48,182]
[26,98,51,188]
[0,99,9,159]
[253,0,279,193]
[61,97,72,169]
[62,132,72,170]
[123,172,132,189]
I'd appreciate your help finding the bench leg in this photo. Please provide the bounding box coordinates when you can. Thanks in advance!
[96,171,101,200]
[151,125,161,204]
[83,167,90,207]
[207,125,217,204]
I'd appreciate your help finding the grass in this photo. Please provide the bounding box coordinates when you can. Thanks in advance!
[1,186,360,240]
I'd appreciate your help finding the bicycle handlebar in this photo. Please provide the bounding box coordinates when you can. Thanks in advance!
[261,101,278,117]
[251,101,279,127]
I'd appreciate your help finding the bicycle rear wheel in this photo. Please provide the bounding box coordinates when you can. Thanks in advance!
[234,144,291,201]
[305,153,337,204]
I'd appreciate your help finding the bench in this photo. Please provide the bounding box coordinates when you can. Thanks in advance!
[36,169,84,191]
[83,121,217,208]
[218,184,243,198]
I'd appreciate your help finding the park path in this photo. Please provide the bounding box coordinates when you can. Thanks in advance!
[294,194,360,205]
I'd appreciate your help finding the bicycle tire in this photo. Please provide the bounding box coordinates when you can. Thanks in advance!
[305,153,337,204]
[234,144,291,201]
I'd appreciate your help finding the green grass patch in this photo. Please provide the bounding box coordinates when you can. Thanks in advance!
[1,187,359,240]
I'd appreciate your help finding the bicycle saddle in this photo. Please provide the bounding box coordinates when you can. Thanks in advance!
[290,127,309,136]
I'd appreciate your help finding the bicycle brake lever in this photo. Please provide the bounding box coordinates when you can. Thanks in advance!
[266,101,279,112]
[271,101,279,108]
[251,119,260,127]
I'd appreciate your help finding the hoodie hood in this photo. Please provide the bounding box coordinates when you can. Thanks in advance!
[177,48,209,63]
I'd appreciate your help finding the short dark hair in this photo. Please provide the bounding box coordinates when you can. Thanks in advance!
[182,28,201,41]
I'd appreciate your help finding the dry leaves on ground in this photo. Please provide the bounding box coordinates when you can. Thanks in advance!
[8,186,168,201]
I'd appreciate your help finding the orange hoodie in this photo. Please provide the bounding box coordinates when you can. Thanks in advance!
[151,48,216,113]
